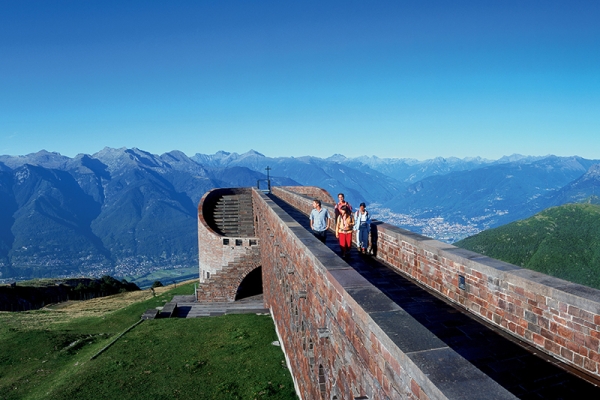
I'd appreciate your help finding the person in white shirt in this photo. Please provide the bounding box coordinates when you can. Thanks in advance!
[353,202,371,254]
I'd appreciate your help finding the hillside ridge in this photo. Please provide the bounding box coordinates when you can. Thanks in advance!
[455,203,600,289]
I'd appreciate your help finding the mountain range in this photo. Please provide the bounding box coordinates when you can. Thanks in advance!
[0,148,599,282]
[379,156,600,232]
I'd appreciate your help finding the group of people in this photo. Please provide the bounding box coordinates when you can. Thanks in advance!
[309,193,371,257]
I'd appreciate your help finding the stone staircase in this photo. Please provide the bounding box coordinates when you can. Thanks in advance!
[211,193,255,237]
[144,295,267,319]
[172,294,268,318]
[197,244,262,302]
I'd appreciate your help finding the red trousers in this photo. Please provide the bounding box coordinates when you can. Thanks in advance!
[338,232,352,251]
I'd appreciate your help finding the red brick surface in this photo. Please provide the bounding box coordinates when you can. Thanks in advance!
[199,185,600,397]
[196,188,261,302]
[278,186,335,204]
[372,220,600,378]
[256,188,425,399]
[272,185,600,380]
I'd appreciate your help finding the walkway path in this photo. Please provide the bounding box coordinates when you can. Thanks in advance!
[268,194,600,399]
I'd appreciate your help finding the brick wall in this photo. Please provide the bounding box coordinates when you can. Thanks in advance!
[255,189,425,399]
[196,245,261,302]
[272,186,600,380]
[256,187,515,400]
[375,224,600,378]
[197,188,261,302]
[277,186,335,205]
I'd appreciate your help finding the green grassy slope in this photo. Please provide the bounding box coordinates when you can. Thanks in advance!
[0,282,295,400]
[455,203,600,290]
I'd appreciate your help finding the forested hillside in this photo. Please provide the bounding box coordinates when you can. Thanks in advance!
[455,203,600,290]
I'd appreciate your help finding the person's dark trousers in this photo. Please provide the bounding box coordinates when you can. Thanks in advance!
[313,229,327,243]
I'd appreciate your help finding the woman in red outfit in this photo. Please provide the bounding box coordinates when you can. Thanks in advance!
[335,205,354,258]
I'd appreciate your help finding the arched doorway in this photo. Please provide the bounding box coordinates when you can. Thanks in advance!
[235,267,263,300]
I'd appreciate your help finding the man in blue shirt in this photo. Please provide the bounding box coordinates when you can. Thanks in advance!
[309,199,331,244]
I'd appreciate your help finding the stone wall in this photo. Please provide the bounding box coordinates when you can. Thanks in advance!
[375,225,600,378]
[255,187,515,400]
[197,188,260,302]
[277,186,335,205]
[271,186,600,380]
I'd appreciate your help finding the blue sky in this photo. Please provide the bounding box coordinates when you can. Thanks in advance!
[2,1,599,160]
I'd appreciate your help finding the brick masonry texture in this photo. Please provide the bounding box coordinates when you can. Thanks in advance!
[277,186,335,206]
[258,187,515,400]
[198,185,600,397]
[256,188,427,399]
[197,188,260,302]
[272,186,600,381]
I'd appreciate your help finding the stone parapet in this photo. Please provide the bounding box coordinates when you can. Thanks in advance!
[273,186,335,206]
[270,186,600,381]
[257,187,516,399]
[375,224,600,378]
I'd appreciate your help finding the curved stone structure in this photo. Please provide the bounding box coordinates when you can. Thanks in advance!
[197,185,600,398]
[197,188,260,302]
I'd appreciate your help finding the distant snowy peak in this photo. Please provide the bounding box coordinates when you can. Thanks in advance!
[92,146,128,160]
[159,151,208,176]
[91,147,167,171]
[462,156,491,163]
[543,163,600,207]
[326,154,347,163]
[160,150,189,162]
[191,149,265,167]
[495,154,547,164]
[347,155,419,167]
[582,164,600,180]
[243,149,265,157]
[0,149,70,169]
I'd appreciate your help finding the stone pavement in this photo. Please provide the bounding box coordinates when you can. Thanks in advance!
[170,294,269,318]
[268,194,600,400]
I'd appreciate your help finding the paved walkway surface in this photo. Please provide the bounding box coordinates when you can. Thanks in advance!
[268,194,600,400]
[171,294,269,318]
